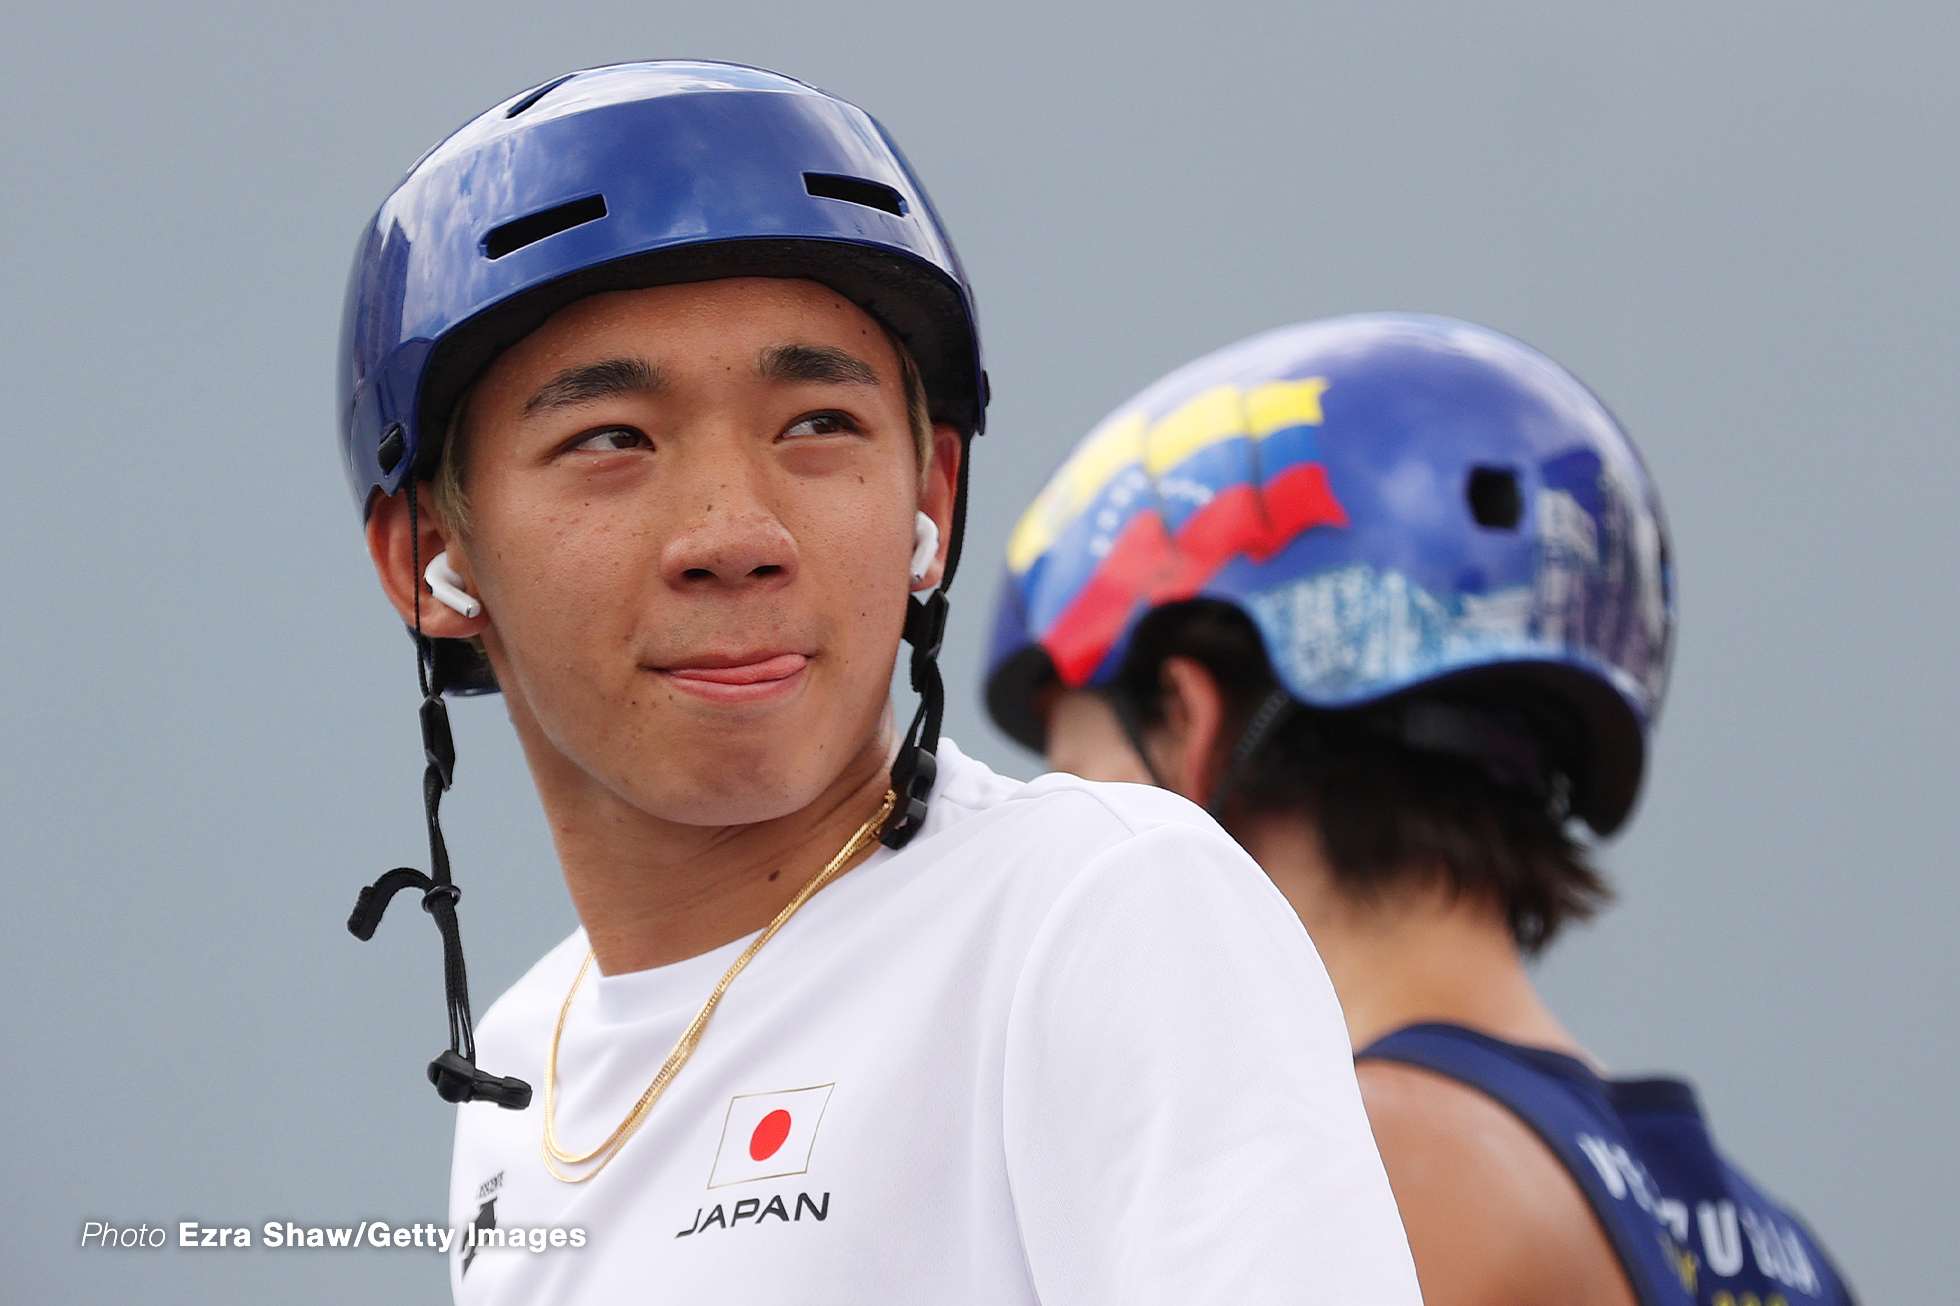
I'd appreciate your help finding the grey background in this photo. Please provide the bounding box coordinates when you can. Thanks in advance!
[2,1,1951,1301]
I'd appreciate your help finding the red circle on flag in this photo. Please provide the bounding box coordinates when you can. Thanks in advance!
[749,1109,793,1162]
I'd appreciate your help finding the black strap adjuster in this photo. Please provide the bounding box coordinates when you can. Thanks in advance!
[903,591,949,660]
[420,694,456,789]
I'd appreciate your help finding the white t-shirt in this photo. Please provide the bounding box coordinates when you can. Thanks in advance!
[448,740,1419,1305]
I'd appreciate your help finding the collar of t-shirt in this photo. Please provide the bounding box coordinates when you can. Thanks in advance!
[585,738,1012,1025]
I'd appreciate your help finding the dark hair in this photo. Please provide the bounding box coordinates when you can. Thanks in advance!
[1114,600,1610,954]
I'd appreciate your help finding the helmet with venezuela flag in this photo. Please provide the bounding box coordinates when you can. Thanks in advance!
[984,313,1674,836]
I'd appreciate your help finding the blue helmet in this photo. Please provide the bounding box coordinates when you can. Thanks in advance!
[985,313,1673,835]
[339,61,986,696]
[340,59,984,509]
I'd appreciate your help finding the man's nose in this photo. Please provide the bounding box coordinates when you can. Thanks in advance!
[659,456,797,590]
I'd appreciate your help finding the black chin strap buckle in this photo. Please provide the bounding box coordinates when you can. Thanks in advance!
[428,1049,534,1109]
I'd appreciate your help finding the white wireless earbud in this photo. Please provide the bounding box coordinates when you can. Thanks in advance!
[424,551,482,619]
[910,511,941,585]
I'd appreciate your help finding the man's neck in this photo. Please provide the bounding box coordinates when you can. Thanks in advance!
[1235,812,1596,1064]
[521,723,899,977]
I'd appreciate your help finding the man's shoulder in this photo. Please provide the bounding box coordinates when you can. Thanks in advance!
[905,740,1283,939]
[926,736,1227,847]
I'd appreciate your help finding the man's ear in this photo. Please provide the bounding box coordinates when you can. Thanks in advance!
[911,423,963,593]
[364,490,488,640]
[1156,656,1232,807]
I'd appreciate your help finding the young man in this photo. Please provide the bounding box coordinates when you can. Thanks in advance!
[337,64,1420,1304]
[987,314,1857,1306]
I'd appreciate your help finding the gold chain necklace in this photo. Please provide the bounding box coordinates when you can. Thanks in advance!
[541,789,898,1183]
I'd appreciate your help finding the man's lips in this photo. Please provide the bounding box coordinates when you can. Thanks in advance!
[661,652,809,685]
[657,653,810,694]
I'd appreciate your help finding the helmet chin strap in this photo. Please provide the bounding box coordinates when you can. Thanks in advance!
[346,480,532,1110]
[1100,683,1170,789]
[881,447,973,849]
[882,590,947,848]
[1204,688,1298,819]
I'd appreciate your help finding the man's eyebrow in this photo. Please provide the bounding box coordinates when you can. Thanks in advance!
[758,343,881,387]
[523,357,664,416]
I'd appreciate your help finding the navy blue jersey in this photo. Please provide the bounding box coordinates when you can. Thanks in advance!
[1358,1024,1854,1306]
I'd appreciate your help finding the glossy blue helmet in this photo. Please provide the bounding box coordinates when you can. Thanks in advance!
[339,60,986,695]
[985,314,1672,835]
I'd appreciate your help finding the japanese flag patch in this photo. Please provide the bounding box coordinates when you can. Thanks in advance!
[708,1084,835,1188]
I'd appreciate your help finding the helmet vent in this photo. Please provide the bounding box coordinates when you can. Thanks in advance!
[1467,467,1523,529]
[482,195,608,260]
[803,172,907,216]
[505,74,575,118]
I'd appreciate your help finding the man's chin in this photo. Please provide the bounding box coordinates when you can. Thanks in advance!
[652,780,815,829]
[543,687,896,829]
[621,749,862,829]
